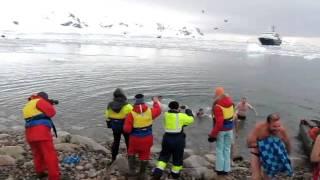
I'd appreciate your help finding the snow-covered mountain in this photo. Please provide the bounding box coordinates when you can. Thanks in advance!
[0,11,206,38]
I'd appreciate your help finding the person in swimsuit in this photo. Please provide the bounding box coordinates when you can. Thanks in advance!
[246,113,291,180]
[235,97,258,121]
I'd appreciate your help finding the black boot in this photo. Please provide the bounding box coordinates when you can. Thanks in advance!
[127,155,137,177]
[36,172,48,179]
[152,168,163,180]
[137,160,148,180]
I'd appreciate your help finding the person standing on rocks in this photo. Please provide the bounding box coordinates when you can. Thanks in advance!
[123,94,162,179]
[208,87,235,177]
[23,92,60,180]
[152,101,194,179]
[247,113,292,179]
[105,88,133,163]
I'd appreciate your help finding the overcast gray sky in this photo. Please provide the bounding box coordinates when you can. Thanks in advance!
[125,0,320,37]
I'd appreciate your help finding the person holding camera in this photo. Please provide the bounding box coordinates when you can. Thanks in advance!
[23,92,60,180]
[123,94,162,179]
[152,101,194,179]
[105,88,133,163]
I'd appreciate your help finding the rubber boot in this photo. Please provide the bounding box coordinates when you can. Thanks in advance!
[127,155,137,177]
[137,160,148,180]
[152,168,163,180]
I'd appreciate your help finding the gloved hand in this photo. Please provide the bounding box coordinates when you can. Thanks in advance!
[185,109,194,117]
[106,121,112,129]
[208,136,216,143]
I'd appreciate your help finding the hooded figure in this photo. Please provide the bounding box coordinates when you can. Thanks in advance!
[105,88,133,162]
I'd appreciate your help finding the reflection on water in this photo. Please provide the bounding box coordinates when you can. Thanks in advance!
[0,36,320,156]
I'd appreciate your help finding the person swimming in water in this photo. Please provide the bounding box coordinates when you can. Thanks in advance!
[196,108,205,118]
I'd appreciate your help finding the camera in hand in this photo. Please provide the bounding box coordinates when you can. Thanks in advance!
[49,99,59,105]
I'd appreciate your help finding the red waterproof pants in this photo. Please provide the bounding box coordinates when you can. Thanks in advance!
[128,135,153,160]
[29,140,60,180]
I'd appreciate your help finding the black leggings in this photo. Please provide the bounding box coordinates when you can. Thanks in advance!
[111,130,129,161]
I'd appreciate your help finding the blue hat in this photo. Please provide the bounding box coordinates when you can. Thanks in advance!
[134,94,145,105]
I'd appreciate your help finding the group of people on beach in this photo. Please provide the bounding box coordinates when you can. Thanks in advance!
[22,88,320,180]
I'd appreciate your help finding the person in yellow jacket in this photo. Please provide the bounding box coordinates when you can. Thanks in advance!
[152,101,194,179]
[105,88,133,162]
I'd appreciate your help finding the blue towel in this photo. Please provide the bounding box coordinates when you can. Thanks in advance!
[258,136,293,177]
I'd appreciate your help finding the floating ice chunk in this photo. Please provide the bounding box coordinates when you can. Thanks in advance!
[246,43,266,53]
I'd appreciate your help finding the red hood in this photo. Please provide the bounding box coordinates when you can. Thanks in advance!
[215,96,234,107]
[133,103,149,113]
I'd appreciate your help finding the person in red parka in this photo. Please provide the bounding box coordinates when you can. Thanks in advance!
[123,94,162,179]
[23,92,60,180]
[208,87,235,177]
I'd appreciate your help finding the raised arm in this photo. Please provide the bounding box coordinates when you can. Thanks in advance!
[151,97,162,119]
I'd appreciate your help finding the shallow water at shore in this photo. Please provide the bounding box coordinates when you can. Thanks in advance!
[0,34,320,157]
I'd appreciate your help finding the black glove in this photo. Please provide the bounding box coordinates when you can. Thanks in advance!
[185,109,194,117]
[208,136,216,143]
[106,121,112,129]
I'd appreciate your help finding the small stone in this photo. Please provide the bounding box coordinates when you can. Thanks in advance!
[23,160,33,168]
[84,163,93,170]
[76,165,84,171]
[87,169,97,178]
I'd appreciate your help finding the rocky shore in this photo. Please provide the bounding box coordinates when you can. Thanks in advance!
[0,129,313,180]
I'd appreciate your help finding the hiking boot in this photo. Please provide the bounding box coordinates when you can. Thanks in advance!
[36,172,48,179]
[127,155,137,176]
[137,160,148,180]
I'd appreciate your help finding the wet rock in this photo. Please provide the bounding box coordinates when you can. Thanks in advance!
[204,170,217,180]
[55,143,80,152]
[183,149,195,159]
[70,135,110,154]
[110,154,129,176]
[84,163,93,170]
[0,146,25,160]
[290,156,308,168]
[204,154,216,164]
[184,167,209,179]
[23,160,33,168]
[54,131,71,144]
[0,155,16,166]
[87,169,97,178]
[184,155,210,168]
[0,134,10,139]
